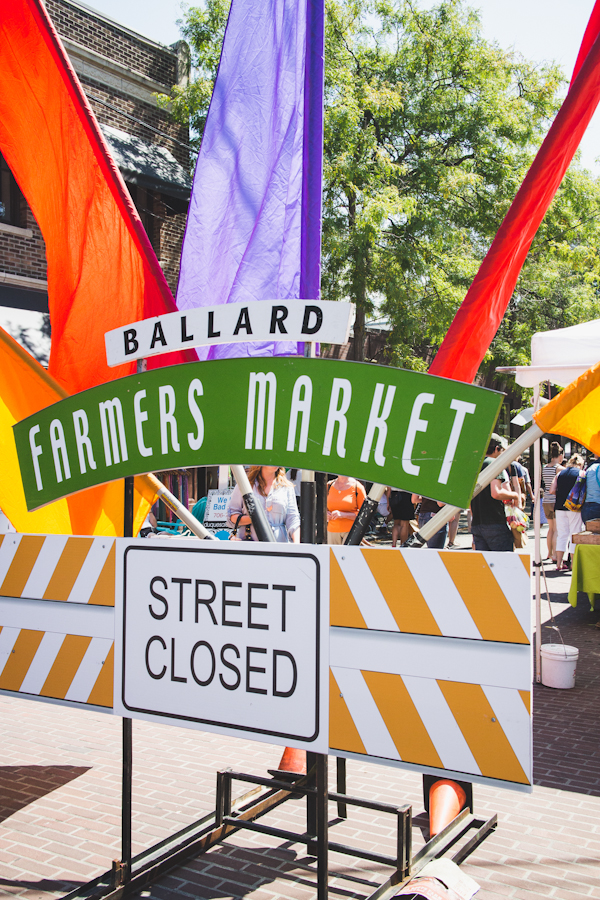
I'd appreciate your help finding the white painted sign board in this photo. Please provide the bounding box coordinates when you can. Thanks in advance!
[204,489,233,531]
[104,300,353,367]
[114,541,329,751]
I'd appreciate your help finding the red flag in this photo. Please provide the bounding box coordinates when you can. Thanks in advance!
[0,0,196,394]
[430,12,600,384]
[572,0,600,86]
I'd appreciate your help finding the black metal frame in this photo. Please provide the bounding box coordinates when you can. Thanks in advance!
[217,759,413,887]
[119,477,135,888]
[85,475,496,900]
[63,755,495,900]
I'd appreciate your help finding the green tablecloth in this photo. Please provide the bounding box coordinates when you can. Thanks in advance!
[568,544,600,610]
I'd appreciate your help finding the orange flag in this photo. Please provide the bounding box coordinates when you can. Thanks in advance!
[0,327,156,536]
[0,0,196,395]
[533,361,600,456]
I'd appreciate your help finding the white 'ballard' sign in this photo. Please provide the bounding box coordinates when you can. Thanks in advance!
[104,300,353,367]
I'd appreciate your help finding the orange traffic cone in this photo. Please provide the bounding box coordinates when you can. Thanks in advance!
[275,746,306,777]
[428,779,466,836]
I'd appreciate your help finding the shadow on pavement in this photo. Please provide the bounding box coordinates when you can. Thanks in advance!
[533,597,600,795]
[0,878,83,893]
[0,765,90,824]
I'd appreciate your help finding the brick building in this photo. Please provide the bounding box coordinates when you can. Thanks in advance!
[0,0,192,359]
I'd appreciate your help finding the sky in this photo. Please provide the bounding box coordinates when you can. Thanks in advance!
[3,0,598,362]
[84,0,600,172]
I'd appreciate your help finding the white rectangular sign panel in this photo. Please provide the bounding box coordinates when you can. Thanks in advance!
[105,300,353,366]
[204,489,233,529]
[114,541,329,751]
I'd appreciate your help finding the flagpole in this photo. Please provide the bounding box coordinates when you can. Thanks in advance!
[344,483,386,545]
[404,424,544,547]
[146,474,217,540]
[301,343,317,542]
[533,385,542,682]
[121,465,135,886]
[230,465,276,542]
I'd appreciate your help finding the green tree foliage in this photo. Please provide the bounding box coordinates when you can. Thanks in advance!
[163,0,600,385]
[159,0,230,139]
[484,166,600,387]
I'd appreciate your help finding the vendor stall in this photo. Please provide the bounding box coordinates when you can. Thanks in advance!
[500,318,600,679]
[568,543,600,610]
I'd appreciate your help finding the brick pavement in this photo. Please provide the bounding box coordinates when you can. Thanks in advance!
[1,570,600,900]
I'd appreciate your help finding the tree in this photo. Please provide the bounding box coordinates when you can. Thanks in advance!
[321,0,566,365]
[162,0,600,384]
[159,0,230,148]
[482,166,600,390]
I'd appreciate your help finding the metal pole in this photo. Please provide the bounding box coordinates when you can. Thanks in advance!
[122,718,132,883]
[124,475,134,538]
[336,757,347,819]
[403,424,544,547]
[146,474,218,541]
[316,472,327,544]
[316,753,328,900]
[533,385,542,682]
[303,336,328,897]
[306,751,317,851]
[230,465,276,542]
[344,483,386,545]
[122,476,134,884]
[300,470,316,543]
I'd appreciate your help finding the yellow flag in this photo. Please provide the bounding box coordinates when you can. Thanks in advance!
[0,327,156,535]
[533,360,600,455]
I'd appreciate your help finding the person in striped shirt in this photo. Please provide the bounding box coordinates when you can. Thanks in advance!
[542,442,564,564]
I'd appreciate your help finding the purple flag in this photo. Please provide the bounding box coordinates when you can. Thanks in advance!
[176,0,325,360]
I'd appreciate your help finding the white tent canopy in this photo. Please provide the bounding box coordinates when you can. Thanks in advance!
[514,318,600,387]
[505,318,600,683]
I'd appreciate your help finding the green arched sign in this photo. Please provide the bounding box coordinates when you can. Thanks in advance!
[14,357,502,511]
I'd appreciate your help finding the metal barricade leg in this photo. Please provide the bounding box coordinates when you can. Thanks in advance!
[395,806,412,883]
[336,757,347,819]
[316,754,328,900]
[306,751,317,854]
[121,717,132,884]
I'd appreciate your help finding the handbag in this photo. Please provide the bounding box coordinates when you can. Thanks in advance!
[229,513,251,541]
[505,504,529,548]
[512,528,528,549]
[565,469,587,512]
[505,504,528,532]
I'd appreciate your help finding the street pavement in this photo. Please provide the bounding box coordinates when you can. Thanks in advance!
[1,530,599,900]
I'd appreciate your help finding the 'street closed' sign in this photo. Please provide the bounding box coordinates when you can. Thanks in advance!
[115,542,328,750]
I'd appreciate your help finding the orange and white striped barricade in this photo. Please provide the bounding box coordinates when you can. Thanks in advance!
[329,546,532,790]
[0,533,115,709]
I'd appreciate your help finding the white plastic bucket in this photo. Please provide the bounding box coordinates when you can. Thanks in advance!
[541,644,579,689]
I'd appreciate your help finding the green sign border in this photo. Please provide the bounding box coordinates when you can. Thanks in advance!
[14,358,503,511]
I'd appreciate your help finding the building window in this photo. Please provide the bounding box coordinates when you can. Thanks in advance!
[0,153,25,228]
[128,184,160,254]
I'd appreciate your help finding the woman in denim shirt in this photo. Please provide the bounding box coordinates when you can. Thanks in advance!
[227,466,300,543]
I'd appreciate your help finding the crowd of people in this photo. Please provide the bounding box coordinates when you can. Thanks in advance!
[170,441,599,554]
